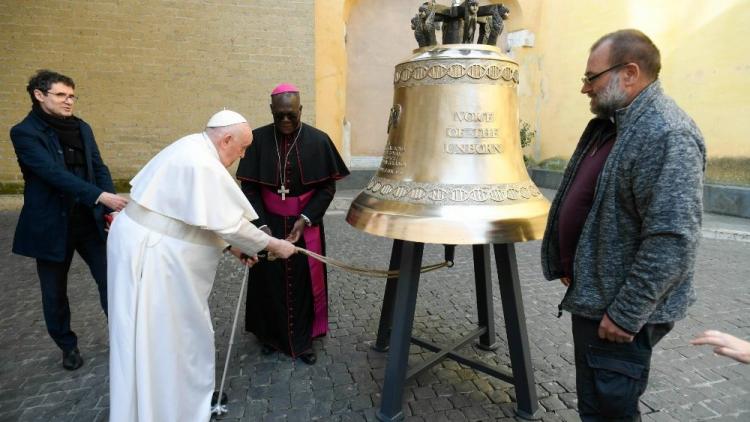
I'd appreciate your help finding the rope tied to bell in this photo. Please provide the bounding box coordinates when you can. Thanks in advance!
[260,245,455,278]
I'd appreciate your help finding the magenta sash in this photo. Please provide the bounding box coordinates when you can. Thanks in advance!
[261,187,327,337]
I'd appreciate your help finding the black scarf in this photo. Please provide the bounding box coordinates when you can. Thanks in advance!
[33,104,87,171]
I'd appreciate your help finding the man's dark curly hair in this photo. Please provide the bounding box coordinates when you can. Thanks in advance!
[26,69,75,105]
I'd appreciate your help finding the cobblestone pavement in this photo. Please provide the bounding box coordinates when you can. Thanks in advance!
[1,207,749,421]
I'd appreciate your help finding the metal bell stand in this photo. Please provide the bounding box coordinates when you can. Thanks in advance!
[373,240,541,421]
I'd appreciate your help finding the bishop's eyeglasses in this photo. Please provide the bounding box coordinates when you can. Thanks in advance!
[273,112,299,121]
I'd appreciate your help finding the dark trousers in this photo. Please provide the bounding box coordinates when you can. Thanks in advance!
[572,314,673,422]
[36,214,107,353]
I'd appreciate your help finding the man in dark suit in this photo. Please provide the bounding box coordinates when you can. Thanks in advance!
[10,69,128,370]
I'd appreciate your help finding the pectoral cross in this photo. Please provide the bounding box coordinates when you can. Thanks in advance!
[277,185,290,201]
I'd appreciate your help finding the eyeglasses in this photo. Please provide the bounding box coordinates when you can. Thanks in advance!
[581,63,629,85]
[273,112,298,121]
[45,91,78,102]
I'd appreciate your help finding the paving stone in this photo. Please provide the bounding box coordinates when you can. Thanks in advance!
[716,393,750,413]
[540,413,565,422]
[713,415,750,422]
[350,394,373,412]
[260,409,289,421]
[0,409,25,422]
[540,395,567,412]
[268,394,292,410]
[332,398,351,415]
[466,390,489,404]
[70,409,104,422]
[410,386,435,400]
[0,210,749,421]
[555,408,582,422]
[453,380,476,394]
[432,383,456,397]
[441,409,468,421]
[486,389,511,404]
[668,402,721,420]
[459,404,490,421]
[558,392,578,410]
[540,381,567,396]
[410,399,437,416]
[309,401,333,420]
[333,383,358,399]
[642,410,681,422]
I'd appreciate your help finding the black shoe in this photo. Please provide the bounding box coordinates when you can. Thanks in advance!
[299,351,316,365]
[62,348,83,370]
[260,343,275,355]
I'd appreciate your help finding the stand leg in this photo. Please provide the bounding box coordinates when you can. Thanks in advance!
[493,243,540,420]
[373,239,403,352]
[377,241,424,422]
[473,244,498,350]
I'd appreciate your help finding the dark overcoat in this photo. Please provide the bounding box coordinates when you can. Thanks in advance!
[10,111,115,262]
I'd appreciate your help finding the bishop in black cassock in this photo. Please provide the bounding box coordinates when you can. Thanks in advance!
[236,84,349,364]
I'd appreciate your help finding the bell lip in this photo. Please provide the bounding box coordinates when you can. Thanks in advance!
[345,195,550,245]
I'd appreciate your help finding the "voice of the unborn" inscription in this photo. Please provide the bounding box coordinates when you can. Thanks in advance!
[444,143,503,154]
[445,127,499,138]
[453,112,495,122]
[446,110,500,139]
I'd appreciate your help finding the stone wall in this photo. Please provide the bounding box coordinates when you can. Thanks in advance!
[0,0,315,188]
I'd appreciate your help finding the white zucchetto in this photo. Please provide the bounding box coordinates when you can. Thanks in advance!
[205,110,247,128]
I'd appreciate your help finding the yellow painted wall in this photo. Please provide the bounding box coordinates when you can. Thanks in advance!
[314,0,348,155]
[524,0,750,160]
[344,0,419,158]
[316,0,749,167]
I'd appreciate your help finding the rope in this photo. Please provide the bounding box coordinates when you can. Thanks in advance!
[264,247,453,278]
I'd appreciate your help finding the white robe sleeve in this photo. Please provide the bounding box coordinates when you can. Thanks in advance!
[216,219,271,256]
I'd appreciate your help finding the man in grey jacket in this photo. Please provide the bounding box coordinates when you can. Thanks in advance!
[541,29,705,421]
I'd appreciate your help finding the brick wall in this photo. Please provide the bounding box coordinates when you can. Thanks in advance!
[0,0,315,187]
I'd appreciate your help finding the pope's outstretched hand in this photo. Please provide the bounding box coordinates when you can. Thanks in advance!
[266,238,297,259]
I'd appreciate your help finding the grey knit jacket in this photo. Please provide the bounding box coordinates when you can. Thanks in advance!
[541,81,706,333]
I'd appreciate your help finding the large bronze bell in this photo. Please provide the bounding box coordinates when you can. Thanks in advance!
[346,44,550,245]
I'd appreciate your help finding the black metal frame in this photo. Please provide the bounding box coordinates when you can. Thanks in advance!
[374,240,540,421]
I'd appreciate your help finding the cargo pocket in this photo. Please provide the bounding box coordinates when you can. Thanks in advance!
[587,345,649,417]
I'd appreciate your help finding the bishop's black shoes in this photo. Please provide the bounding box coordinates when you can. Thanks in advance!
[299,351,316,365]
[62,348,83,370]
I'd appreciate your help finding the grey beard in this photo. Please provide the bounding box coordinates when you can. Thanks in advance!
[591,74,627,118]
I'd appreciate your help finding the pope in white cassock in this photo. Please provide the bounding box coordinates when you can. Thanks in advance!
[107,110,296,422]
